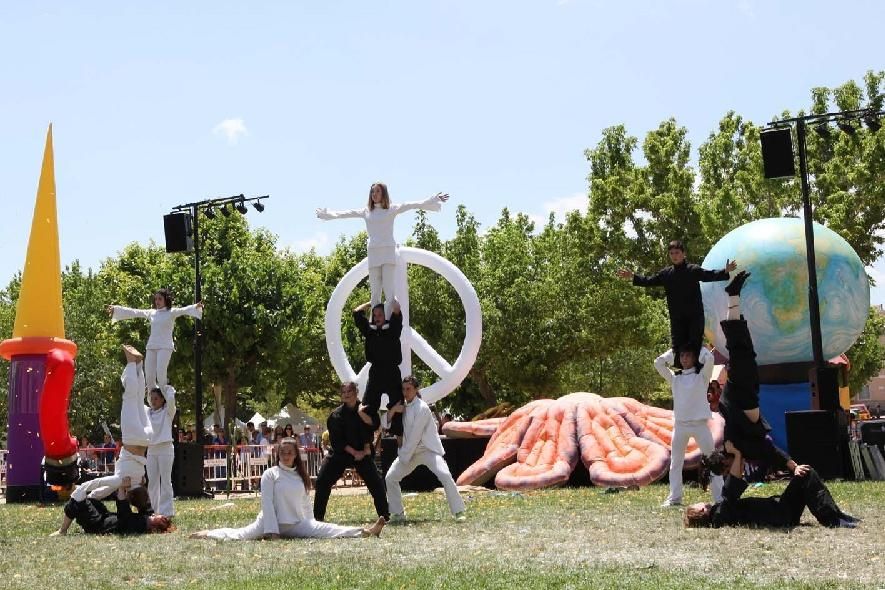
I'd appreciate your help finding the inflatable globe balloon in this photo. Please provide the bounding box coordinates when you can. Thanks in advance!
[702,218,869,366]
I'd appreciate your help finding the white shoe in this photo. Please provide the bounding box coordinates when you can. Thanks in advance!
[661,499,682,507]
[453,511,467,522]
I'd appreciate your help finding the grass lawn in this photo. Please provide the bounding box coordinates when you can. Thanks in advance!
[1,480,883,590]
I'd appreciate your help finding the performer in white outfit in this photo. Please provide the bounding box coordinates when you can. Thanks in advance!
[147,384,176,517]
[72,345,153,502]
[107,289,203,391]
[191,438,385,540]
[654,345,724,507]
[386,376,466,522]
[316,182,449,317]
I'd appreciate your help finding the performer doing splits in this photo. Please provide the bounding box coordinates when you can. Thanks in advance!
[192,438,385,540]
[107,288,203,390]
[386,376,466,523]
[316,182,448,317]
[654,344,724,507]
[354,299,405,437]
[618,240,736,366]
[147,384,176,517]
[684,441,859,529]
[313,382,390,523]
[53,477,171,536]
[711,271,801,474]
[70,345,153,502]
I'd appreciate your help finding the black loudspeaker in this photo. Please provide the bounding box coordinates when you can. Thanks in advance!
[809,366,840,412]
[172,442,205,497]
[785,410,846,479]
[163,213,193,253]
[760,127,796,179]
[859,419,885,455]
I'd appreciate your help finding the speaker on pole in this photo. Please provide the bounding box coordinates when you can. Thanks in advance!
[164,212,193,253]
[760,127,796,179]
[809,366,840,412]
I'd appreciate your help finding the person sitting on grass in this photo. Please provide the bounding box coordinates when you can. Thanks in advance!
[190,438,385,540]
[52,476,172,536]
[684,442,860,529]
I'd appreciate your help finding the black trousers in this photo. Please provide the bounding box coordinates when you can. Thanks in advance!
[669,309,705,368]
[778,469,842,527]
[719,319,772,456]
[313,453,389,522]
[363,364,404,436]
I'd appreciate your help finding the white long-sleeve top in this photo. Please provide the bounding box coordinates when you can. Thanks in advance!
[654,347,715,423]
[147,385,177,447]
[316,195,444,267]
[399,396,445,463]
[111,304,203,350]
[257,465,313,535]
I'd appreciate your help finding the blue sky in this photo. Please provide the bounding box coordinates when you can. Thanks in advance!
[1,1,883,305]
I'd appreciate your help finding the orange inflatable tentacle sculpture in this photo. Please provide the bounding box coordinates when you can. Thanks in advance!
[40,349,78,462]
[494,396,579,491]
[442,417,505,439]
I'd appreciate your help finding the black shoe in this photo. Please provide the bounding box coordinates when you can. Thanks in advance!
[839,512,862,523]
[725,271,751,296]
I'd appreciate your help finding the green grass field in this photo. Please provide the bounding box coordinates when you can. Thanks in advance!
[1,480,883,590]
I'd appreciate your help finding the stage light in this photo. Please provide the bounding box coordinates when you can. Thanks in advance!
[204,207,216,219]
[814,123,831,138]
[235,200,248,215]
[221,204,232,217]
[836,120,857,135]
[864,114,882,132]
[253,201,265,212]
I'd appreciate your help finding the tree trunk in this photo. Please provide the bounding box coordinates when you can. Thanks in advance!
[471,368,497,408]
[223,368,238,430]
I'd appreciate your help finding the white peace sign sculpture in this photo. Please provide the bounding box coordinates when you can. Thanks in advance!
[324,247,482,405]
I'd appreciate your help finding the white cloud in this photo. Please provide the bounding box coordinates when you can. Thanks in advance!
[528,192,587,227]
[212,118,248,145]
[292,231,332,254]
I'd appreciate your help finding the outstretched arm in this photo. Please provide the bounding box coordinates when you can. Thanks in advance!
[316,207,366,221]
[391,193,449,215]
[630,268,667,287]
[108,305,153,323]
[170,302,203,320]
[696,259,736,282]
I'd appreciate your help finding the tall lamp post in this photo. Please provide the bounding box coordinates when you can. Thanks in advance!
[760,107,882,372]
[166,194,269,442]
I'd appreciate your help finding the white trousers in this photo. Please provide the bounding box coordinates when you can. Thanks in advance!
[147,443,175,516]
[121,361,153,447]
[667,419,723,504]
[368,264,396,318]
[72,448,147,501]
[204,517,364,540]
[386,449,465,516]
[145,348,174,391]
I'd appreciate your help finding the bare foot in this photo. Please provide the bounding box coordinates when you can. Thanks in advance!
[189,531,210,539]
[363,516,386,537]
[122,345,143,364]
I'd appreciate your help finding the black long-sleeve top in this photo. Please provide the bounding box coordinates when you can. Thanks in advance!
[353,309,403,366]
[632,261,730,316]
[710,475,788,528]
[326,403,377,459]
[63,498,151,535]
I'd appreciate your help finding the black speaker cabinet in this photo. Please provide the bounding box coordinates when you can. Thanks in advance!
[860,419,885,455]
[172,442,205,497]
[785,410,846,480]
[163,212,193,253]
[810,366,840,412]
[760,127,795,179]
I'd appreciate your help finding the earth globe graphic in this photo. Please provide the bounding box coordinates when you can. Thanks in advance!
[701,218,869,366]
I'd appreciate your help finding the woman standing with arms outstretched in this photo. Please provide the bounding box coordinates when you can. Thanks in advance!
[107,288,203,391]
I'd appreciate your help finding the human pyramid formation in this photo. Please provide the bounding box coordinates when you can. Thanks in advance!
[52,185,859,537]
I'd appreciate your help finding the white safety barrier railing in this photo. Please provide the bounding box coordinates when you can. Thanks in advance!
[0,449,8,495]
[203,444,327,492]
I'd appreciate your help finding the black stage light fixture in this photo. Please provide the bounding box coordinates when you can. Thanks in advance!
[864,113,882,132]
[814,123,831,138]
[253,201,265,212]
[836,119,857,135]
[221,204,232,217]
[235,200,248,215]
[204,206,216,219]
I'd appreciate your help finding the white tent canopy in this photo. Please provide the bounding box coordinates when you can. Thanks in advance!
[247,412,266,427]
[266,403,321,431]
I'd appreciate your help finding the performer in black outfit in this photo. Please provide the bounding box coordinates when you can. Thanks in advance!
[618,240,736,366]
[52,477,171,535]
[684,442,859,528]
[313,382,390,522]
[353,299,404,437]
